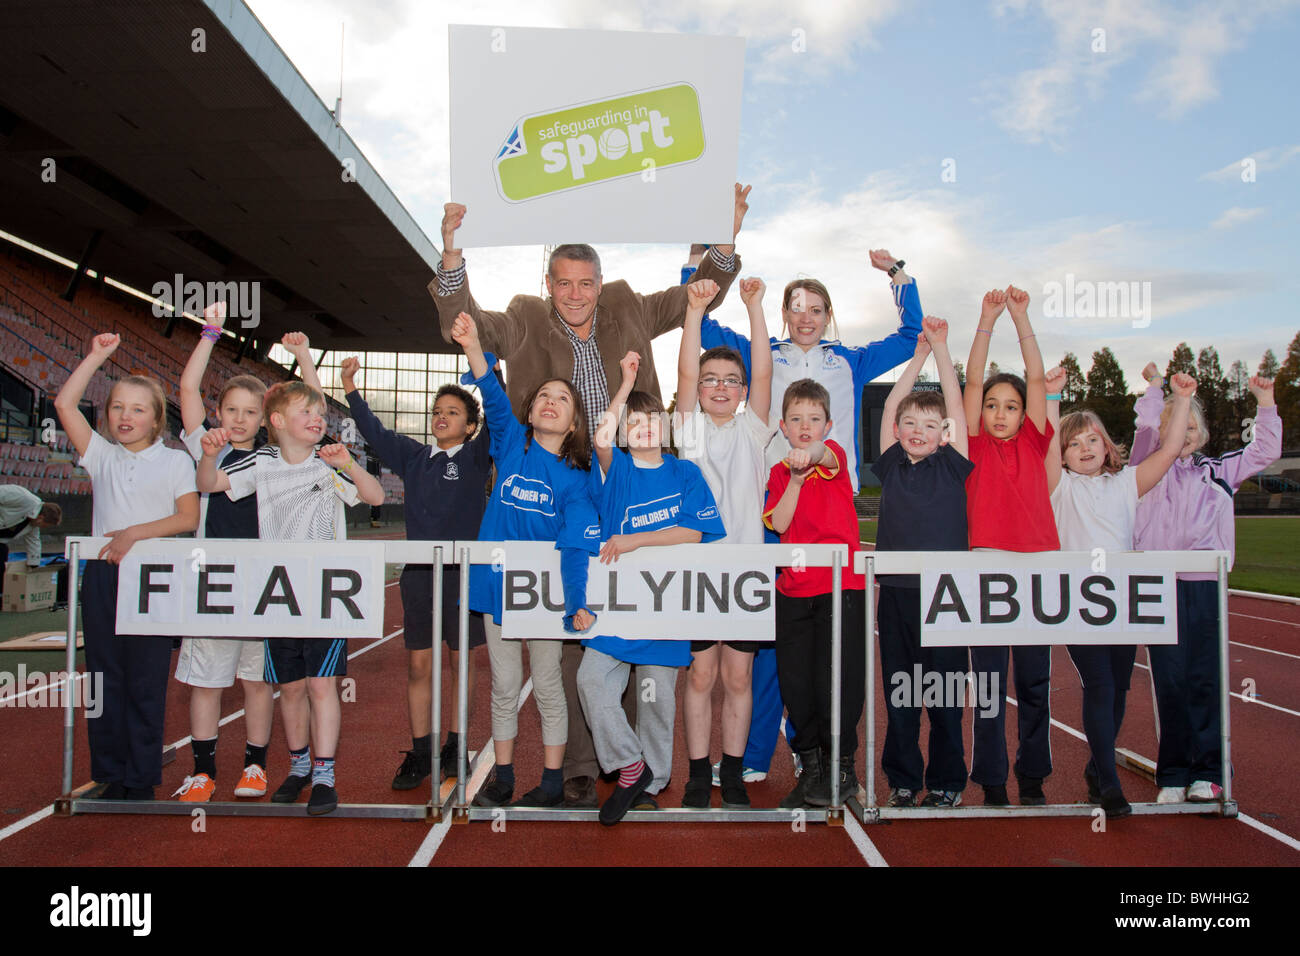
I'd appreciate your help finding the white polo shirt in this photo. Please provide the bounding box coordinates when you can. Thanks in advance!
[675,405,776,545]
[1050,467,1140,553]
[79,432,199,536]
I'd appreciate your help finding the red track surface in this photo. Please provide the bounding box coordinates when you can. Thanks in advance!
[2,585,1297,867]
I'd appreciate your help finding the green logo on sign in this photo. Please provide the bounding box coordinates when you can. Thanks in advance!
[494,84,706,202]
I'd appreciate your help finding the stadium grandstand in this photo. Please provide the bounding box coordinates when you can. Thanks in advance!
[0,0,477,528]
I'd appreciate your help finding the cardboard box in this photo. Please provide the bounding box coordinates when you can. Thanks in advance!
[2,566,58,613]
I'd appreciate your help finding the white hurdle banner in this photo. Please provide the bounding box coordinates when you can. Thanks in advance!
[854,549,1237,822]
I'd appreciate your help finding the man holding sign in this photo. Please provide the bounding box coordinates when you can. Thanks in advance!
[431,184,748,808]
[429,183,749,426]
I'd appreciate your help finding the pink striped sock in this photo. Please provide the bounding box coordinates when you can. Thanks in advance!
[618,760,646,787]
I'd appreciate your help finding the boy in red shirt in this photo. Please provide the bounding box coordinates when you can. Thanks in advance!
[764,379,867,809]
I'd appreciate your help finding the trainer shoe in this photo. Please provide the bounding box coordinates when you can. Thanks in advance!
[1100,788,1133,818]
[562,775,598,809]
[173,774,215,803]
[920,790,962,808]
[682,776,712,809]
[711,761,767,786]
[1187,780,1223,802]
[982,784,1010,806]
[471,771,514,808]
[1156,786,1187,804]
[233,764,267,798]
[1015,771,1047,807]
[391,749,432,791]
[886,788,918,807]
[599,764,653,827]
[513,785,563,808]
[271,770,312,803]
[307,783,339,815]
[438,741,462,781]
[1083,765,1102,804]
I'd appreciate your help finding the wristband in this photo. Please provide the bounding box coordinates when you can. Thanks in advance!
[335,460,353,472]
[1019,333,1036,342]
[976,328,992,337]
[200,325,222,342]
[888,259,905,277]
[1045,393,1062,402]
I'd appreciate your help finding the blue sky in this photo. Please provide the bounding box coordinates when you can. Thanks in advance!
[246,0,1300,393]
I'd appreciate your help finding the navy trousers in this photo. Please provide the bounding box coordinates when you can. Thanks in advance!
[1148,580,1223,786]
[1067,643,1137,794]
[969,644,1052,786]
[82,561,173,789]
[877,585,968,792]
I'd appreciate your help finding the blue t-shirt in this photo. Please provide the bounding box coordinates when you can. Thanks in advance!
[583,446,725,666]
[462,357,600,625]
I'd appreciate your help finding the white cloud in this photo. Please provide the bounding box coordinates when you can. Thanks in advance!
[1201,144,1300,181]
[1211,206,1265,229]
[988,0,1300,144]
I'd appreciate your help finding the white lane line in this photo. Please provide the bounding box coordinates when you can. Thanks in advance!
[1238,813,1300,853]
[1230,640,1300,660]
[1130,660,1300,717]
[0,623,408,847]
[0,804,53,842]
[1230,612,1300,628]
[0,579,403,707]
[1004,695,1300,853]
[407,677,535,868]
[844,810,889,867]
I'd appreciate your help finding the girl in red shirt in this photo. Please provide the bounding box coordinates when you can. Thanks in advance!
[962,286,1058,807]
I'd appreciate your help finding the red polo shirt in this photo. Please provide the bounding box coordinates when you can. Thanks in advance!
[965,416,1060,552]
[764,440,867,597]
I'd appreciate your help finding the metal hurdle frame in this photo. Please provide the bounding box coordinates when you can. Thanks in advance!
[56,536,460,820]
[849,549,1238,823]
[455,540,853,825]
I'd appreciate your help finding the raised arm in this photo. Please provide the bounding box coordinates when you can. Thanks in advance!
[1006,285,1047,432]
[1134,373,1197,497]
[54,333,120,458]
[450,311,489,380]
[319,444,385,506]
[880,338,930,456]
[740,278,773,424]
[595,352,640,474]
[965,290,1005,436]
[180,302,226,434]
[281,331,322,393]
[1043,366,1067,493]
[1129,363,1165,466]
[676,279,720,413]
[924,317,968,459]
[429,202,526,357]
[340,357,424,474]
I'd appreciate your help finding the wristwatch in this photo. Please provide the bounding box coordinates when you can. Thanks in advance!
[888,260,905,277]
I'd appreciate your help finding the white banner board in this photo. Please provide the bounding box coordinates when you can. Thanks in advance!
[501,541,776,641]
[449,25,744,246]
[114,540,387,639]
[916,552,1180,647]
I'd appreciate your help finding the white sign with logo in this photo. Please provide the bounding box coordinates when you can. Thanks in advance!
[501,540,778,641]
[448,25,744,246]
[112,540,387,638]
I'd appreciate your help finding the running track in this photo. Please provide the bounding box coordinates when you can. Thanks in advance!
[1,581,1297,867]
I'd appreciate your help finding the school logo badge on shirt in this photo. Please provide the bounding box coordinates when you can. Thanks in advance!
[696,506,718,521]
[445,461,460,481]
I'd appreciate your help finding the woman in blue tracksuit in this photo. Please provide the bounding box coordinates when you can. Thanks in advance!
[689,248,924,779]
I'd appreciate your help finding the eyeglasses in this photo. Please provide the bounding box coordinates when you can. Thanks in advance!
[699,376,745,389]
